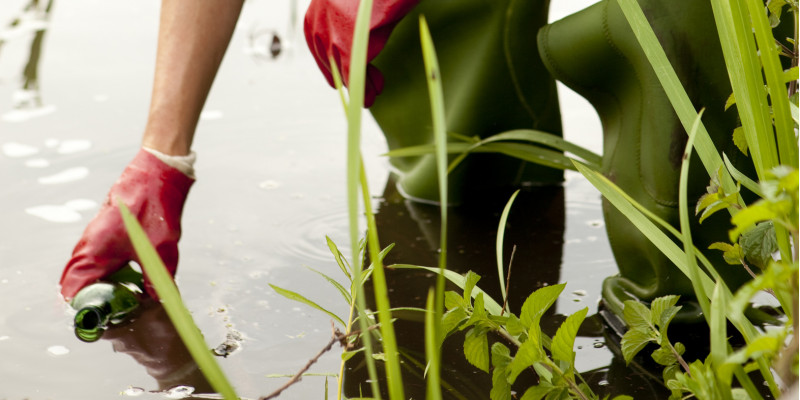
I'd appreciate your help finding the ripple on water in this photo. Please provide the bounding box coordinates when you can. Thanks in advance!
[275,205,355,263]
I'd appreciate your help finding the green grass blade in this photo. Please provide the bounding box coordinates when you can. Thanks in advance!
[118,201,238,400]
[270,284,346,327]
[419,15,447,399]
[615,0,739,197]
[722,153,763,197]
[677,110,711,319]
[709,283,732,387]
[424,290,443,400]
[707,0,777,176]
[464,129,602,167]
[345,0,381,395]
[743,0,796,167]
[360,161,405,400]
[496,190,520,307]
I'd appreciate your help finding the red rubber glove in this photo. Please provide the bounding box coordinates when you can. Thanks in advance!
[60,149,194,300]
[304,0,419,107]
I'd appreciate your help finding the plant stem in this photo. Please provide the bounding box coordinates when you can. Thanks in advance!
[668,341,692,377]
[500,245,517,316]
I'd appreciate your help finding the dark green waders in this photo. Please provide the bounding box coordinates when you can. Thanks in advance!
[370,0,564,204]
[538,0,758,323]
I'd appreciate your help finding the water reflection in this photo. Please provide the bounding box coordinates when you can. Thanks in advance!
[0,0,56,122]
[341,180,670,399]
[101,300,215,396]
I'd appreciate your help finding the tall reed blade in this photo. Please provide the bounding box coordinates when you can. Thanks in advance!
[118,201,239,400]
[419,15,448,398]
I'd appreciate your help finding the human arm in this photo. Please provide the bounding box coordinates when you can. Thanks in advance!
[60,0,244,300]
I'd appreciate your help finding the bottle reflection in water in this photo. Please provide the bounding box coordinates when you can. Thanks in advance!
[70,266,143,342]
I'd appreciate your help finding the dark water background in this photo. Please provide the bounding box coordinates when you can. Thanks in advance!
[0,0,670,398]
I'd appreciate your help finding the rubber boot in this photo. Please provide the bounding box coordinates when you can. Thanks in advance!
[537,0,756,323]
[370,0,563,204]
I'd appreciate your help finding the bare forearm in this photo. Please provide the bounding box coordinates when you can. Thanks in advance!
[142,0,244,156]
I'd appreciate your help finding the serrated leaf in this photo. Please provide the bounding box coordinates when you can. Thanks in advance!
[520,283,566,330]
[506,314,525,337]
[463,271,481,305]
[441,307,468,337]
[649,295,680,328]
[784,66,799,83]
[674,342,685,356]
[270,284,346,327]
[490,344,512,400]
[520,384,555,400]
[621,327,655,364]
[464,327,490,372]
[732,126,748,155]
[534,362,553,384]
[695,192,720,215]
[651,346,678,366]
[740,221,778,269]
[551,308,588,370]
[662,363,680,385]
[509,338,544,383]
[465,292,490,329]
[767,0,789,27]
[445,291,466,311]
[698,200,733,223]
[709,242,744,265]
[622,300,652,330]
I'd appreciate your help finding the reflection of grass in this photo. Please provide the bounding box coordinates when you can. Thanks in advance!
[119,201,239,400]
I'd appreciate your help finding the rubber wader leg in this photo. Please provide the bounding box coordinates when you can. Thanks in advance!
[538,0,756,323]
[370,0,563,204]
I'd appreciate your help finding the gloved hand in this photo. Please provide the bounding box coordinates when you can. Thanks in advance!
[304,0,419,107]
[59,149,195,300]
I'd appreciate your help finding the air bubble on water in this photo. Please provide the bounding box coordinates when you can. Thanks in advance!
[572,289,587,296]
[586,219,604,228]
[598,379,609,386]
[163,385,195,399]
[121,387,145,396]
[38,167,89,184]
[2,142,39,157]
[593,342,605,349]
[47,345,69,356]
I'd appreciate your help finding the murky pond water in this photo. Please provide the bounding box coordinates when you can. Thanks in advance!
[1,0,672,399]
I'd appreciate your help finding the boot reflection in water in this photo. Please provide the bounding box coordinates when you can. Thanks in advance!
[102,300,214,394]
[538,0,765,323]
[343,180,566,399]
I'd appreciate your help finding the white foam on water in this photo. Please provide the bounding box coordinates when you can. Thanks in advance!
[2,142,39,157]
[46,345,70,356]
[57,139,91,154]
[25,205,82,223]
[37,167,89,184]
[25,158,50,168]
[44,138,59,148]
[258,179,281,189]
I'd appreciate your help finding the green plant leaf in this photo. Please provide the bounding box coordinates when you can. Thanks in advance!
[520,283,566,329]
[326,236,351,280]
[465,292,490,329]
[506,314,525,338]
[621,327,655,364]
[649,295,681,329]
[651,346,678,366]
[464,326,490,372]
[722,153,763,197]
[305,266,351,305]
[732,126,748,155]
[441,307,468,337]
[551,308,588,370]
[520,383,555,400]
[622,300,652,331]
[496,190,520,304]
[708,242,745,265]
[270,284,346,327]
[119,201,238,400]
[740,221,778,269]
[424,289,442,400]
[490,343,513,400]
[445,290,466,311]
[463,271,481,305]
[509,337,545,383]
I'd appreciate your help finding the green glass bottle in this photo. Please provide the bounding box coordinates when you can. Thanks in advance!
[70,266,143,342]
